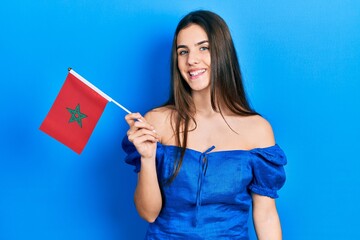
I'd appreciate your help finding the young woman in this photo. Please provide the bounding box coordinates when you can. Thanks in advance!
[123,10,286,240]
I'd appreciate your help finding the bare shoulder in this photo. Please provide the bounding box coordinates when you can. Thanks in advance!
[144,106,172,127]
[240,114,275,148]
[144,106,175,144]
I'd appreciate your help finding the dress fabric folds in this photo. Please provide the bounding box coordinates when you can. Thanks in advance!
[122,137,286,240]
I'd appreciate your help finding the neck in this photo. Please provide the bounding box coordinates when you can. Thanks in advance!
[192,89,219,117]
[191,88,235,118]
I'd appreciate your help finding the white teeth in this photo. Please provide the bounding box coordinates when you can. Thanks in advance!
[189,69,205,76]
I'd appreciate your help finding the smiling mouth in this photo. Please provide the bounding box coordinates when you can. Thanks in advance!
[189,69,206,77]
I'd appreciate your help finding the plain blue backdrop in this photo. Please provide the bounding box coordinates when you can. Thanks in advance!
[1,1,359,239]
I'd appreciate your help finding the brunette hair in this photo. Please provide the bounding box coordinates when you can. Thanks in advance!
[165,10,258,183]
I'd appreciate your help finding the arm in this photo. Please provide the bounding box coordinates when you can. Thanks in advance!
[125,112,162,222]
[250,116,284,239]
[134,154,162,223]
[252,193,282,240]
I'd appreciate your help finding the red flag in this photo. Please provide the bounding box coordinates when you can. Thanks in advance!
[40,71,108,154]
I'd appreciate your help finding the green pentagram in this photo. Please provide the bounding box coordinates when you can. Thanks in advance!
[66,104,87,128]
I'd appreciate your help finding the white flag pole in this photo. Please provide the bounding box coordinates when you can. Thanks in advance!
[68,68,132,114]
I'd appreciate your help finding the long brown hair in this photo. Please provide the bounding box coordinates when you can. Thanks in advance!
[164,10,258,183]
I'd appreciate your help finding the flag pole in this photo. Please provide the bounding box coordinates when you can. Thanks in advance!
[68,68,132,114]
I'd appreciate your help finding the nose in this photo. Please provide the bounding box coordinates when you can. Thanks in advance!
[187,51,200,65]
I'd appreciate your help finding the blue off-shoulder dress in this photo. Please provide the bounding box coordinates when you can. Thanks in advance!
[122,137,286,240]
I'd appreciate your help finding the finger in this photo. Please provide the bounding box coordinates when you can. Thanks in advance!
[127,119,152,136]
[128,128,159,142]
[134,120,155,132]
[128,130,159,144]
[129,132,158,145]
[126,129,133,137]
[133,134,159,145]
[125,112,144,126]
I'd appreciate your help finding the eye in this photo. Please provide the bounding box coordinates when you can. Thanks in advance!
[200,46,209,51]
[178,50,188,56]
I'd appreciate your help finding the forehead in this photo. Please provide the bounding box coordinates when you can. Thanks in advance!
[177,24,208,46]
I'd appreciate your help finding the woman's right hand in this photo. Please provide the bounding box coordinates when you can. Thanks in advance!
[126,112,163,222]
[125,112,160,159]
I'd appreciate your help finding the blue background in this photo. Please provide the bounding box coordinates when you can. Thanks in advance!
[1,1,359,239]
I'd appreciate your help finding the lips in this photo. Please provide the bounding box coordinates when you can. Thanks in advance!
[189,69,206,77]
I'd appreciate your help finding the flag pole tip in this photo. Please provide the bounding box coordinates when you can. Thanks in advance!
[68,67,72,72]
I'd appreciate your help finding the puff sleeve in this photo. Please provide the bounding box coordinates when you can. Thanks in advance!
[121,136,142,173]
[249,144,287,198]
[121,135,164,173]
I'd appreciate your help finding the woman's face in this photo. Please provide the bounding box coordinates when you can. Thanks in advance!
[176,24,211,93]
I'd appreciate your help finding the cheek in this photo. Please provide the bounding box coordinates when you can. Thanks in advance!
[176,62,186,79]
[205,54,211,67]
[177,58,187,73]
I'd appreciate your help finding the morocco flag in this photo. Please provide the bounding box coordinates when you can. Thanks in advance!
[40,70,109,154]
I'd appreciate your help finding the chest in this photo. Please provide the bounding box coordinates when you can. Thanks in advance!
[186,123,253,152]
[157,147,254,205]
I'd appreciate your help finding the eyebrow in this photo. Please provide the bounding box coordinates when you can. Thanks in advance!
[176,40,209,50]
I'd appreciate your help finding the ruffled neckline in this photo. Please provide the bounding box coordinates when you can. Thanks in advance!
[156,142,286,165]
[157,142,280,154]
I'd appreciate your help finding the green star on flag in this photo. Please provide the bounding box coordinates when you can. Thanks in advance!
[67,104,87,128]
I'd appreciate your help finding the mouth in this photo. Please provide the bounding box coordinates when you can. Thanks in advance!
[189,69,206,78]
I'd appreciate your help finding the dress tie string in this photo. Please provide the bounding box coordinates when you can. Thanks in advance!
[194,145,215,226]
